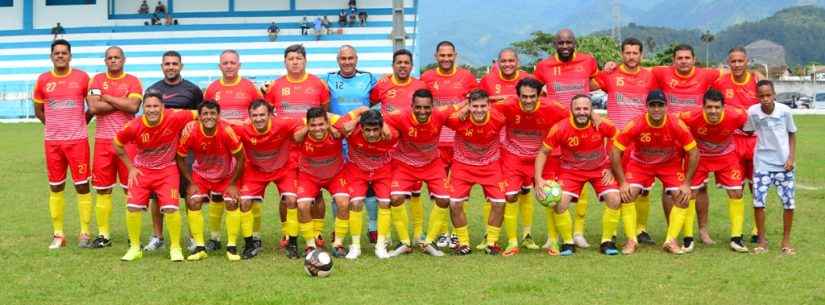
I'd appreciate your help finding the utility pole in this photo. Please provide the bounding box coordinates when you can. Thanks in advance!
[390,0,407,51]
[611,0,621,43]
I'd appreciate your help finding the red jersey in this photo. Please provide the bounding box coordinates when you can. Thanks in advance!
[231,118,300,173]
[543,117,617,171]
[533,52,599,106]
[712,72,759,110]
[114,109,197,170]
[595,65,656,129]
[421,67,479,145]
[177,120,243,181]
[446,110,506,166]
[204,77,262,120]
[33,68,90,141]
[346,125,399,171]
[479,69,533,102]
[298,132,344,180]
[494,96,568,158]
[89,72,143,140]
[678,107,747,158]
[385,108,453,167]
[613,113,697,165]
[264,73,330,118]
[652,66,720,113]
[370,75,427,113]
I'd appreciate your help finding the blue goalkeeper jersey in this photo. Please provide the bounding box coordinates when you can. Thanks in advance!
[323,70,377,115]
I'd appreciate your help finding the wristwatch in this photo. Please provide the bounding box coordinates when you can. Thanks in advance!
[88,88,102,96]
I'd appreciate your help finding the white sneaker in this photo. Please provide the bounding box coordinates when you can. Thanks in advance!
[573,234,590,248]
[48,235,66,250]
[389,244,413,257]
[419,243,445,257]
[143,236,164,252]
[345,245,361,260]
[729,239,749,253]
[435,233,450,248]
[375,243,390,259]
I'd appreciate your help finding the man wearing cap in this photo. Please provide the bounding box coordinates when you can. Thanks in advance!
[610,90,700,254]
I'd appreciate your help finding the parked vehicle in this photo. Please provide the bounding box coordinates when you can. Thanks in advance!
[815,92,825,110]
[775,92,813,109]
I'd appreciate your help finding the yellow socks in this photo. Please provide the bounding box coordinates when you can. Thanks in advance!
[683,199,696,238]
[333,216,349,246]
[665,205,688,242]
[621,203,638,242]
[187,209,205,246]
[350,210,363,246]
[225,209,240,247]
[504,203,519,245]
[165,211,183,250]
[49,191,66,236]
[409,196,424,239]
[601,207,620,243]
[313,218,325,237]
[285,208,298,237]
[519,193,534,237]
[482,201,491,228]
[574,190,589,236]
[545,207,558,243]
[554,210,573,244]
[486,225,501,246]
[126,210,142,250]
[77,193,93,235]
[300,221,316,248]
[240,209,253,238]
[95,193,112,238]
[729,198,744,238]
[208,201,224,239]
[425,206,447,243]
[391,205,411,245]
[454,225,470,246]
[636,194,650,234]
[377,208,392,244]
[251,203,262,236]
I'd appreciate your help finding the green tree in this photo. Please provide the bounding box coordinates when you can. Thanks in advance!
[511,32,620,67]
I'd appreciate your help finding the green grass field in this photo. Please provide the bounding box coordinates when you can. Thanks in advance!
[1,117,824,305]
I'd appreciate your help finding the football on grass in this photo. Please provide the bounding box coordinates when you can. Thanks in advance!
[538,180,562,208]
[304,249,333,277]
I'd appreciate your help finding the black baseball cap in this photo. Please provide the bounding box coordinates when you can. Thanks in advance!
[646,90,667,105]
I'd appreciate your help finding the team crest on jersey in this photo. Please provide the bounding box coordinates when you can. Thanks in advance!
[697,127,708,135]
[669,79,679,88]
[726,89,734,99]
[731,169,742,180]
[387,89,397,99]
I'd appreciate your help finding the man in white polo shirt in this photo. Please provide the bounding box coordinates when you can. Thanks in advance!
[743,79,797,255]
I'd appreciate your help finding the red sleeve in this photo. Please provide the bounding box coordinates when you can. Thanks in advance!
[386,125,400,143]
[88,74,102,90]
[264,81,278,106]
[651,67,667,89]
[478,75,492,95]
[445,112,463,130]
[177,124,194,157]
[599,120,618,138]
[318,78,330,105]
[128,76,143,100]
[533,61,546,84]
[705,68,722,84]
[80,72,90,98]
[249,81,263,98]
[384,112,401,129]
[542,124,561,150]
[369,80,383,104]
[594,71,609,90]
[674,118,697,151]
[204,83,215,101]
[613,119,640,151]
[32,76,46,103]
[588,56,599,77]
[222,125,244,154]
[463,71,479,94]
[114,121,135,146]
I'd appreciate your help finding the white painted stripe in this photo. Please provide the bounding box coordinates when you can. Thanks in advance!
[96,14,415,28]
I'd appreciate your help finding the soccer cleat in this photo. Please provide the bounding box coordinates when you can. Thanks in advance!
[187,247,209,261]
[453,245,472,256]
[143,236,164,252]
[368,231,378,244]
[681,237,695,253]
[78,233,93,248]
[315,235,326,249]
[559,244,575,256]
[332,245,348,258]
[48,235,66,250]
[485,244,502,256]
[389,243,413,257]
[750,234,759,244]
[226,246,241,261]
[730,237,749,253]
[120,248,143,261]
[345,245,361,260]
[637,231,656,245]
[285,243,300,259]
[521,234,540,250]
[205,239,222,252]
[279,236,289,249]
[448,234,460,249]
[435,233,450,248]
[374,243,390,259]
[170,248,185,262]
[303,246,316,256]
[622,240,638,255]
[90,235,112,248]
[185,237,197,252]
[475,239,488,250]
[241,237,261,260]
[662,240,684,255]
[252,237,263,253]
[573,234,590,249]
[419,242,445,257]
[599,241,619,256]
[505,245,523,257]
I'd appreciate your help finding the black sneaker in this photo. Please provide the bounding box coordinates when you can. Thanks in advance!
[90,235,112,248]
[560,243,575,256]
[454,245,472,256]
[637,231,655,245]
[485,244,502,256]
[599,241,619,256]
[205,239,222,252]
[285,238,300,259]
[682,237,695,253]
[332,245,348,258]
[252,237,263,253]
[241,237,259,260]
[750,234,759,244]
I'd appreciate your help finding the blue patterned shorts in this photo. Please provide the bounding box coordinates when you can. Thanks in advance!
[753,171,795,210]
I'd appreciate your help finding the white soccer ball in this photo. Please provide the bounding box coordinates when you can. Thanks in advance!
[304,249,333,278]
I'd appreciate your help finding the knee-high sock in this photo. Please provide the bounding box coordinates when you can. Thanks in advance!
[504,203,519,246]
[545,207,558,243]
[519,193,534,237]
[621,202,638,242]
[554,210,573,244]
[390,205,411,245]
[409,197,424,239]
[349,210,363,246]
[665,205,689,242]
[574,190,589,235]
[285,208,298,237]
[225,209,240,247]
[377,208,392,245]
[365,196,378,232]
[313,218,325,237]
[729,198,744,238]
[240,209,254,238]
[333,216,349,246]
[486,224,502,246]
[601,206,620,243]
[77,193,93,235]
[454,225,470,246]
[187,209,205,246]
[424,206,447,243]
[251,203,262,237]
[300,221,316,248]
[49,191,65,236]
[95,193,113,238]
[126,210,142,250]
[165,211,183,250]
[682,199,696,238]
[482,201,491,230]
[636,194,651,234]
[207,201,224,240]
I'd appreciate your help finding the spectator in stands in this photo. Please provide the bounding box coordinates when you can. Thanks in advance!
[300,17,309,36]
[338,10,347,28]
[138,0,150,14]
[267,22,280,41]
[322,16,332,34]
[358,10,368,26]
[348,8,357,26]
[155,1,166,14]
[348,0,356,9]
[50,23,65,40]
[313,17,323,40]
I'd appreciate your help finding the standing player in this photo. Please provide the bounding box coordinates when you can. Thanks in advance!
[87,46,143,248]
[532,29,600,247]
[33,39,93,249]
[594,38,657,244]
[610,90,699,254]
[202,49,261,252]
[479,48,532,103]
[115,92,197,261]
[679,89,749,253]
[265,44,331,247]
[177,101,245,261]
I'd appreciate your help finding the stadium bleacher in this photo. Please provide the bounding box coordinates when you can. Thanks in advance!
[0,0,419,119]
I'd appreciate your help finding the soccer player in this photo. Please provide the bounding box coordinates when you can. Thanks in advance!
[743,80,797,255]
[144,50,203,252]
[231,100,301,259]
[532,28,601,248]
[384,89,455,257]
[594,37,657,244]
[535,94,633,256]
[266,44,331,248]
[177,101,245,261]
[487,78,567,256]
[87,46,143,248]
[610,90,700,255]
[202,49,261,252]
[115,92,197,261]
[679,89,749,253]
[421,40,479,247]
[479,48,533,103]
[33,39,92,249]
[445,90,507,255]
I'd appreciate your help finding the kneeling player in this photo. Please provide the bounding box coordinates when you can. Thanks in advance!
[177,101,245,261]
